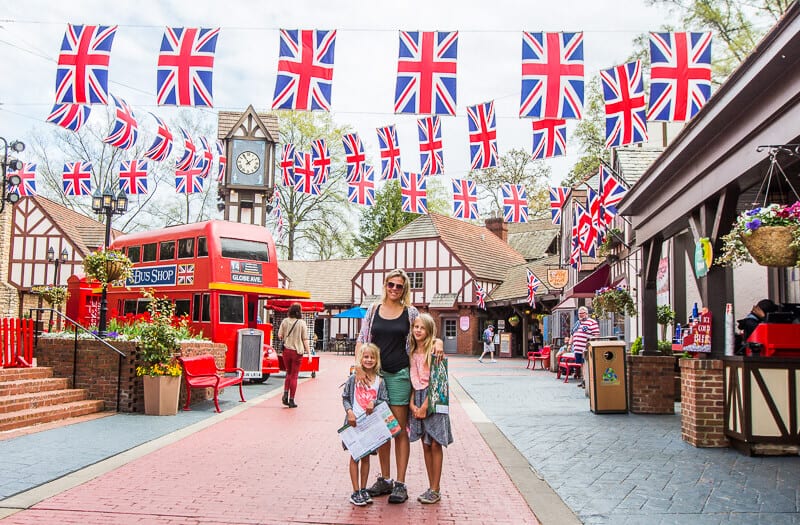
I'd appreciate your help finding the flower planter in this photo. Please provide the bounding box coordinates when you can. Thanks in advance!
[143,375,181,415]
[741,226,797,267]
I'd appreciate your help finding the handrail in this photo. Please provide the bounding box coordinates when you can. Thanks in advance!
[28,308,126,412]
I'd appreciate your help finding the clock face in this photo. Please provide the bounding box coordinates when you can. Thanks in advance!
[236,151,260,175]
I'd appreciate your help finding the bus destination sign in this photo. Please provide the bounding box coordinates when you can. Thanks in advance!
[231,261,263,284]
[127,265,177,287]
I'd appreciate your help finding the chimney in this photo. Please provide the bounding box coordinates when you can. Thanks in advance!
[484,217,507,243]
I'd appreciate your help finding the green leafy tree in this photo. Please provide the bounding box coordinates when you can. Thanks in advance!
[354,181,417,256]
[566,77,609,187]
[469,148,551,219]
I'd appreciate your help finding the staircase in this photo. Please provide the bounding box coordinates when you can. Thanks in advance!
[0,367,105,432]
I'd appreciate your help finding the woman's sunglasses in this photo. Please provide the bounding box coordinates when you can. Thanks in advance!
[386,282,404,290]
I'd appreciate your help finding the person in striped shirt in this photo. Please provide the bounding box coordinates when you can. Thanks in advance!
[571,306,599,388]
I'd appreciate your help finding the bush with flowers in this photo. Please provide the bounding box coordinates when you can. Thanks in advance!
[135,289,184,377]
[592,285,637,319]
[716,202,800,267]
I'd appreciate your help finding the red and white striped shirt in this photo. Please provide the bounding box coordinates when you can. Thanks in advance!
[571,317,599,354]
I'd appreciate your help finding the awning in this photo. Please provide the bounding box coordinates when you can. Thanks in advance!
[332,306,367,319]
[209,282,311,299]
[266,299,325,312]
[562,263,610,299]
[553,297,578,310]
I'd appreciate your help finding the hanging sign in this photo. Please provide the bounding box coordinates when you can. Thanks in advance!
[694,238,712,278]
[459,315,470,331]
[547,269,569,289]
[683,309,712,353]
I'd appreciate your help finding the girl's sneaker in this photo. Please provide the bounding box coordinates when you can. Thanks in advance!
[349,490,367,506]
[359,488,373,504]
[418,488,441,504]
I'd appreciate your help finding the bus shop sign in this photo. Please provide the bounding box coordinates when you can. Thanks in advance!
[127,265,177,287]
[231,261,263,284]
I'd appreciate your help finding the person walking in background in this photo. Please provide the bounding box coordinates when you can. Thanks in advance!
[277,302,311,408]
[572,306,599,388]
[341,343,388,507]
[407,314,453,504]
[478,324,496,363]
[356,268,443,504]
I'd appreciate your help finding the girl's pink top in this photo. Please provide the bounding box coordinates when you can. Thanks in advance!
[410,351,430,390]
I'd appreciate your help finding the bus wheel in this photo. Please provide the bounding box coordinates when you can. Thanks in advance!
[249,375,269,384]
[311,372,316,378]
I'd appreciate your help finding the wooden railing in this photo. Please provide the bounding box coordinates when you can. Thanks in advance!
[0,317,35,368]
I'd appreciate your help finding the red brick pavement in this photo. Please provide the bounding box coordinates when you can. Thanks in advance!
[1,355,539,525]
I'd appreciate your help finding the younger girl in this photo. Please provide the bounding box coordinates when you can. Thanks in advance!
[407,314,453,504]
[341,343,388,506]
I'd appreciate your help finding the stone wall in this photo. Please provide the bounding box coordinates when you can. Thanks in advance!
[679,358,728,448]
[626,354,676,414]
[35,338,227,413]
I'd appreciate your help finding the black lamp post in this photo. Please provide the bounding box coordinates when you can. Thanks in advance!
[0,137,25,213]
[91,187,128,337]
[47,246,69,330]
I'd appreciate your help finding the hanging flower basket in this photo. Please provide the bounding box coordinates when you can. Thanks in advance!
[83,249,133,287]
[740,225,798,267]
[592,285,637,319]
[31,285,69,307]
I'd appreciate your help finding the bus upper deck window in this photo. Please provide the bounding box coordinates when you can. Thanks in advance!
[178,238,195,258]
[127,246,141,263]
[142,243,157,262]
[160,240,175,260]
[220,238,269,262]
[197,236,208,257]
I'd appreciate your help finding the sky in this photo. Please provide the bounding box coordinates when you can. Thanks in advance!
[0,0,682,188]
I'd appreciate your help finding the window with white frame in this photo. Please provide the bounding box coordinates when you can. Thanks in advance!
[407,271,424,289]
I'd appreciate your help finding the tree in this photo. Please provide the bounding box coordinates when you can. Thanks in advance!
[566,77,610,187]
[468,148,552,220]
[353,177,450,256]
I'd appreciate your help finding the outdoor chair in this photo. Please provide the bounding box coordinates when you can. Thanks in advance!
[530,345,551,370]
[557,355,582,383]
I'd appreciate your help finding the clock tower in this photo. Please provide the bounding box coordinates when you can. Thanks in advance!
[217,106,278,226]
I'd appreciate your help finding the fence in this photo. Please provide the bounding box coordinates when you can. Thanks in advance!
[0,318,35,368]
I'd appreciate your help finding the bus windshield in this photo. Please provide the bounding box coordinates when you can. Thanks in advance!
[220,237,270,262]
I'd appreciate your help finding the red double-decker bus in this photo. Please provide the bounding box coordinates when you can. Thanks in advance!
[105,220,310,380]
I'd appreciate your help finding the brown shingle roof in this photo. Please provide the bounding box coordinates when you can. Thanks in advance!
[507,219,559,260]
[387,213,527,282]
[614,147,664,186]
[278,258,367,305]
[32,196,121,257]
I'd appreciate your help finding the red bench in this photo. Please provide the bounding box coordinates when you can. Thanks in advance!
[177,355,245,413]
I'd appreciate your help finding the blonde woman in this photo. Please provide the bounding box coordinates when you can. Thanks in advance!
[356,269,443,504]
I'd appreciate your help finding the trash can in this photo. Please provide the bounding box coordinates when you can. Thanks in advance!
[586,340,628,413]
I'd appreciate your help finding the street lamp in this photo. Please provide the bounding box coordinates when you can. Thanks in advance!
[0,137,25,213]
[91,187,128,337]
[47,246,69,330]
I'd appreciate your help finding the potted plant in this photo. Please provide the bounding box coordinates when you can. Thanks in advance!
[82,248,133,287]
[31,285,69,307]
[135,290,182,416]
[508,314,520,327]
[598,227,623,257]
[716,201,800,267]
[592,285,637,319]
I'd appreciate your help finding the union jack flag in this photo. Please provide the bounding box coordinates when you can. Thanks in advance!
[156,27,220,107]
[601,61,648,149]
[8,163,37,196]
[451,178,478,220]
[46,102,91,132]
[467,101,498,169]
[395,30,458,116]
[418,116,444,176]
[119,159,148,195]
[311,139,331,185]
[175,128,196,171]
[342,133,367,182]
[272,192,284,239]
[475,282,486,310]
[196,137,213,178]
[294,151,319,195]
[648,32,712,122]
[586,186,602,246]
[347,164,375,206]
[144,113,174,162]
[55,24,117,105]
[599,165,628,225]
[400,171,427,214]
[376,125,402,180]
[62,162,92,196]
[548,186,570,225]
[177,264,195,285]
[532,119,567,159]
[502,183,528,223]
[520,32,584,119]
[526,268,541,308]
[175,161,204,194]
[215,140,226,182]
[102,94,138,150]
[280,144,296,186]
[570,208,581,271]
[576,200,596,257]
[272,29,337,111]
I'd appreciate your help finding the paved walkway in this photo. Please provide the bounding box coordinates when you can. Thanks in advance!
[0,354,799,524]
